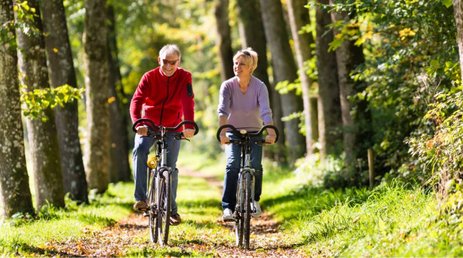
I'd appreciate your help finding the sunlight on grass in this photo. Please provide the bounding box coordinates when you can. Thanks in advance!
[0,182,132,256]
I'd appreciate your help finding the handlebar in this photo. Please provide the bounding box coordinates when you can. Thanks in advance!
[132,118,199,139]
[216,124,279,144]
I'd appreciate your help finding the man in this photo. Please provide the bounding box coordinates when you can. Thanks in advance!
[130,44,195,225]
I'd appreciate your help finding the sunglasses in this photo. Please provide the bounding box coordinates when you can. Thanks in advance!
[162,59,179,65]
[241,50,251,56]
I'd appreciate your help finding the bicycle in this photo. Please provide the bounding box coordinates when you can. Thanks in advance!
[216,124,279,249]
[132,118,199,246]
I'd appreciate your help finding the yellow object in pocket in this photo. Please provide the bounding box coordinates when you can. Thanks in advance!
[147,155,158,169]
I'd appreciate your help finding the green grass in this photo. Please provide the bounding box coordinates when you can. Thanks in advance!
[2,151,463,256]
[0,182,133,256]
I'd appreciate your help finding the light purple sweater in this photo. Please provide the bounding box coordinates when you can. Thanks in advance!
[217,76,273,131]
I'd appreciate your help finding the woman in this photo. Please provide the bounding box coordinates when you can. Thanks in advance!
[217,48,276,221]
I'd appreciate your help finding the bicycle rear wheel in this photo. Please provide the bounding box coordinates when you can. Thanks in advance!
[155,168,171,246]
[243,172,252,249]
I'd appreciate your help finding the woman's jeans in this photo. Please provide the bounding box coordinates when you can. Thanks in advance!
[133,133,180,214]
[222,134,263,211]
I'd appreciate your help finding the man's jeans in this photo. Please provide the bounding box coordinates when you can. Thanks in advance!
[221,134,263,211]
[133,133,180,214]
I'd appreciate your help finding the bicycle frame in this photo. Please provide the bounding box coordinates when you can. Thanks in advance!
[133,118,198,246]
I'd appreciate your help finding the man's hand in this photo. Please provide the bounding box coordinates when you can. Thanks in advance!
[220,134,230,145]
[183,128,195,139]
[136,125,148,136]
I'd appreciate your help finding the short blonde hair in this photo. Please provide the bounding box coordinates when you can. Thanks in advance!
[233,47,258,74]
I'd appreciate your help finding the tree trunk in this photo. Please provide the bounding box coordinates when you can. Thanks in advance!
[40,0,88,203]
[107,4,131,182]
[260,0,306,163]
[16,0,65,209]
[330,3,365,176]
[84,0,111,193]
[214,0,234,81]
[0,0,34,218]
[453,0,463,79]
[235,0,286,162]
[287,0,316,156]
[316,0,342,158]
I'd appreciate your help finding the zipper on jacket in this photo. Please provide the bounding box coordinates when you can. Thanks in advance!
[159,77,170,125]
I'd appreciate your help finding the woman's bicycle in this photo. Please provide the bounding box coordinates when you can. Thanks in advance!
[216,124,279,249]
[133,118,199,246]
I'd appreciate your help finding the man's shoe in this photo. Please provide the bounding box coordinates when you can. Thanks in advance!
[133,200,148,212]
[170,213,182,226]
[251,201,262,217]
[222,208,234,221]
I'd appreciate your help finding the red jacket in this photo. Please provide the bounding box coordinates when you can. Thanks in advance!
[130,67,194,129]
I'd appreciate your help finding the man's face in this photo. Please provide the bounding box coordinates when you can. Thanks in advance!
[158,53,180,77]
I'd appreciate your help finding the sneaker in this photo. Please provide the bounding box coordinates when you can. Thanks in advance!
[170,213,182,226]
[133,200,148,212]
[222,208,234,221]
[252,201,262,217]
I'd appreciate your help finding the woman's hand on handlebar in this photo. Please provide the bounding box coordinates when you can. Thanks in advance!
[265,128,277,144]
[136,125,149,136]
[265,134,276,144]
[219,134,230,145]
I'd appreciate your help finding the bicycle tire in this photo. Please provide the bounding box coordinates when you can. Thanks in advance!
[155,168,171,246]
[162,169,171,245]
[235,172,245,247]
[147,169,157,243]
[243,171,252,249]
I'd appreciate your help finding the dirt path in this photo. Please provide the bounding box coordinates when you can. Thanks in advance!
[44,168,305,257]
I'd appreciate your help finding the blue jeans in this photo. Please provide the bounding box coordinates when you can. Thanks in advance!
[133,133,181,214]
[222,134,263,211]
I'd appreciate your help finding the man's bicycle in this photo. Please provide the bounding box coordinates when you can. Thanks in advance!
[133,118,198,246]
[216,124,279,249]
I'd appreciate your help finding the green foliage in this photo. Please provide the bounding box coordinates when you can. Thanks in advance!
[332,0,459,182]
[21,84,84,121]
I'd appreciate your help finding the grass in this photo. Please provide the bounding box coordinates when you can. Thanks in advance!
[2,150,463,256]
[0,182,133,255]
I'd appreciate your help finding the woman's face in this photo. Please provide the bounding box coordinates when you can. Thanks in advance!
[233,56,252,77]
[158,52,180,77]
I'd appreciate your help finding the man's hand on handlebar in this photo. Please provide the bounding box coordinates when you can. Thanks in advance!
[183,128,195,139]
[136,125,149,136]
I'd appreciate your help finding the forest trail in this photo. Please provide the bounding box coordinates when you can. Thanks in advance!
[43,167,305,257]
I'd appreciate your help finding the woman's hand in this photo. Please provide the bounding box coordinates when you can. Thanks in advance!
[220,134,230,144]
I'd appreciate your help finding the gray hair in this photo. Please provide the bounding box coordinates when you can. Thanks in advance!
[159,44,181,58]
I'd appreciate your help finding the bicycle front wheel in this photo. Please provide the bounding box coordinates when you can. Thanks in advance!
[147,169,157,243]
[243,171,252,250]
[155,169,171,246]
[235,173,245,247]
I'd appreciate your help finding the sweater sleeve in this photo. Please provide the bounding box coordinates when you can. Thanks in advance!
[217,81,230,118]
[181,72,195,128]
[130,73,149,124]
[258,83,273,125]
